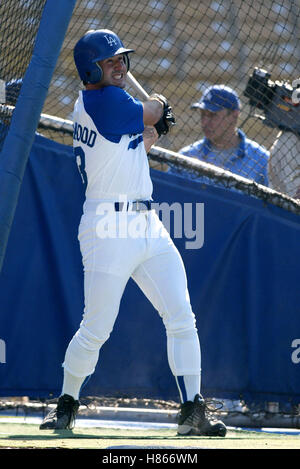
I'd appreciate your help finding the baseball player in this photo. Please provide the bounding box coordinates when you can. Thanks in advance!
[39,29,226,437]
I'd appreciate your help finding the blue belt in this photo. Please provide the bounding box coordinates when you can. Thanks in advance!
[114,200,152,211]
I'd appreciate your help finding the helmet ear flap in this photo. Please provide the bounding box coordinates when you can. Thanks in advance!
[85,63,102,84]
[123,53,130,72]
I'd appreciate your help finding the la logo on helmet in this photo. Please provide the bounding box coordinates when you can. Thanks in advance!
[104,34,118,47]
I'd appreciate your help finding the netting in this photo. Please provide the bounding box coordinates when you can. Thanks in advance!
[0,395,299,430]
[1,0,300,210]
[0,0,47,151]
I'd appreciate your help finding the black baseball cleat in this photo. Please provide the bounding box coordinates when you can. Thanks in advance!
[39,394,79,430]
[177,394,227,437]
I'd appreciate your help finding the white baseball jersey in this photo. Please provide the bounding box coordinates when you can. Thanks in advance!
[72,86,153,201]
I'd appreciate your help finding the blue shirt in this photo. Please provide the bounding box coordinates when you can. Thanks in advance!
[176,129,269,186]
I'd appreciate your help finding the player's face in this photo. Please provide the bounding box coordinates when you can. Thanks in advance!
[200,109,238,146]
[98,54,127,89]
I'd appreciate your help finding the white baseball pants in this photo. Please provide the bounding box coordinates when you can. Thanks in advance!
[63,202,201,381]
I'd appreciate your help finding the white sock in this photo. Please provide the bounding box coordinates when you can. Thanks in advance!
[61,370,86,401]
[175,375,201,403]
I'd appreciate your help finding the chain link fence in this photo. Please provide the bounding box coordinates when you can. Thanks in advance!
[1,0,300,206]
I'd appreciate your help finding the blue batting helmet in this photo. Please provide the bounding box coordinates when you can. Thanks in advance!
[73,29,134,84]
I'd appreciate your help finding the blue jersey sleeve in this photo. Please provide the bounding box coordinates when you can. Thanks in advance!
[82,86,144,143]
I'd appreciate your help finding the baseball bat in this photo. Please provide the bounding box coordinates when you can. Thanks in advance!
[126,71,150,100]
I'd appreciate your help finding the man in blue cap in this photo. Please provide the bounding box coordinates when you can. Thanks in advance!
[178,85,269,186]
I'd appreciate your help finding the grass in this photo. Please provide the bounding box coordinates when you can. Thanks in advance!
[0,421,299,450]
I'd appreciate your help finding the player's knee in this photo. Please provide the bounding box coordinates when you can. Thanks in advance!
[75,325,110,350]
[164,304,197,336]
[63,333,100,377]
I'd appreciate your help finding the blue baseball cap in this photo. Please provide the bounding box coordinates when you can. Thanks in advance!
[191,85,240,112]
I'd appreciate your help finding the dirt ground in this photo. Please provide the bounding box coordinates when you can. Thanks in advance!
[0,395,181,418]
